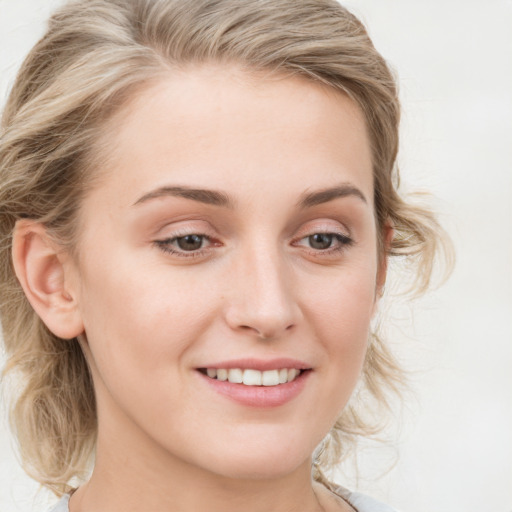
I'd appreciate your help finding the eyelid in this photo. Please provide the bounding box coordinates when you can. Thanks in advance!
[154,218,216,238]
[152,221,222,259]
[153,233,220,259]
[292,218,352,239]
[290,219,354,256]
[293,232,353,247]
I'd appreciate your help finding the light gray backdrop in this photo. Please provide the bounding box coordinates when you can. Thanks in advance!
[0,1,511,511]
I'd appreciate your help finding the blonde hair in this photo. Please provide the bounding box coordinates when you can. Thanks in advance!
[0,0,450,496]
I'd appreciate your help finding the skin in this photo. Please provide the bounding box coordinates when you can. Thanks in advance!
[13,65,389,511]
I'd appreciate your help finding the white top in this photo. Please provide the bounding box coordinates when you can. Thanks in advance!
[47,487,399,512]
[335,486,399,512]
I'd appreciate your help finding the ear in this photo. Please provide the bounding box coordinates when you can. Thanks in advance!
[376,221,394,295]
[12,220,84,339]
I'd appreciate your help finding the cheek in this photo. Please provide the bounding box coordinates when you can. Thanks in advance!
[308,261,376,334]
[76,252,214,382]
[75,259,222,434]
[301,259,377,379]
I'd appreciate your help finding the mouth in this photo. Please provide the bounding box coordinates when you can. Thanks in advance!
[198,367,306,386]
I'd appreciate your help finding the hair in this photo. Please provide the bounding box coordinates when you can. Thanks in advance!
[0,0,451,496]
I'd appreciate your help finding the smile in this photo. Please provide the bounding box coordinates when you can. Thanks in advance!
[200,368,303,386]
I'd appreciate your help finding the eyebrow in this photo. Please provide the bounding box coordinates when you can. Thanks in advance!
[133,182,367,210]
[133,185,234,208]
[297,183,367,209]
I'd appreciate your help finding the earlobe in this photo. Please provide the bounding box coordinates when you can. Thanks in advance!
[12,220,84,340]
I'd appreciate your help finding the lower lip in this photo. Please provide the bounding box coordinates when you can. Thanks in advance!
[198,370,310,408]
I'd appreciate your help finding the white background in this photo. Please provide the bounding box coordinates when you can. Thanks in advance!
[0,0,511,511]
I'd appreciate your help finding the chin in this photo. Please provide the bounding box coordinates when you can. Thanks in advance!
[190,431,316,481]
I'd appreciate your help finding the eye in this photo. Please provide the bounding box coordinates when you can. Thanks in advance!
[293,231,353,254]
[308,233,336,250]
[174,234,206,251]
[154,233,214,257]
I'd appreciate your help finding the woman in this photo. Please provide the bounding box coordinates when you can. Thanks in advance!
[0,1,447,511]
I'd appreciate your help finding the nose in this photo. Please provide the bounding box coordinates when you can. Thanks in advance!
[224,245,302,340]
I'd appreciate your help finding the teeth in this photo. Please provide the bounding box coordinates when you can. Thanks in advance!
[262,370,279,386]
[204,367,303,386]
[288,368,299,381]
[243,369,262,386]
[228,368,243,384]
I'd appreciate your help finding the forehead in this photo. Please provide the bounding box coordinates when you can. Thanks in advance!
[92,64,373,206]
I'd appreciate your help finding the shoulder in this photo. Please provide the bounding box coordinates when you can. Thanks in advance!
[335,485,400,512]
[46,494,70,512]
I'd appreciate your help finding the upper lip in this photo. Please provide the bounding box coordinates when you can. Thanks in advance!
[196,358,312,371]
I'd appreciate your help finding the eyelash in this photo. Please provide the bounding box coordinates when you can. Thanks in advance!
[153,230,353,259]
[293,232,354,257]
[153,234,215,259]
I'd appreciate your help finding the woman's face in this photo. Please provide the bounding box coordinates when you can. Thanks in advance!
[69,65,383,480]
